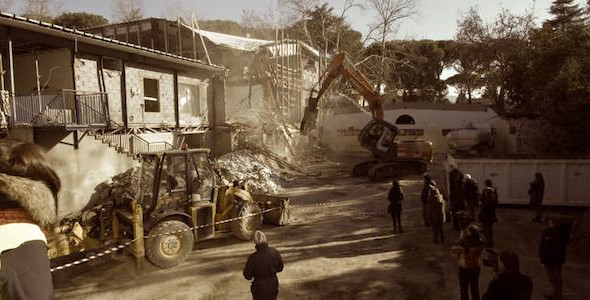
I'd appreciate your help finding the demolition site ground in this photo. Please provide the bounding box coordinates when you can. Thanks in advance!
[53,155,590,300]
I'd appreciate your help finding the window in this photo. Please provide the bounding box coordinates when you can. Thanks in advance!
[143,78,160,112]
[178,83,200,115]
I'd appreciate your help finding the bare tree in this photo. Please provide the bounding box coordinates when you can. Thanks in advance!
[22,0,62,21]
[278,0,319,47]
[364,0,418,91]
[112,0,143,22]
[335,0,364,52]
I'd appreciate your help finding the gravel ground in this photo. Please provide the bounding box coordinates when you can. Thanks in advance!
[53,154,590,299]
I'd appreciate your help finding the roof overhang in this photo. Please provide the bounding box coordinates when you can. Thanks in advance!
[0,12,226,78]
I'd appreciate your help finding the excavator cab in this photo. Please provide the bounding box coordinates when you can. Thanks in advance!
[353,120,434,180]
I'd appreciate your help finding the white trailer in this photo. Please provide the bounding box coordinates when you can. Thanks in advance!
[444,155,590,206]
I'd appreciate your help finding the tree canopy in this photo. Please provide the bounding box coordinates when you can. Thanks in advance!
[53,12,109,29]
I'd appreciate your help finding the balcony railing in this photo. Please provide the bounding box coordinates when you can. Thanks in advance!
[9,89,108,128]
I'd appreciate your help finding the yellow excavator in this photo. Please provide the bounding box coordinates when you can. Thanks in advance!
[300,53,434,180]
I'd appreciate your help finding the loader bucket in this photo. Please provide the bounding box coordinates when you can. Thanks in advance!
[300,97,320,135]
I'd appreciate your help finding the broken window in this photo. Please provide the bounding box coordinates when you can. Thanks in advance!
[143,78,160,112]
[178,83,200,116]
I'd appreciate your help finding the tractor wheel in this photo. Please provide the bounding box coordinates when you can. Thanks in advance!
[145,220,194,268]
[231,201,263,241]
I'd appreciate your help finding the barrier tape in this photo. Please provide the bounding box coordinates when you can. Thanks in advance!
[50,200,422,273]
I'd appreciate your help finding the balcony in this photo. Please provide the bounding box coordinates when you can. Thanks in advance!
[9,89,109,130]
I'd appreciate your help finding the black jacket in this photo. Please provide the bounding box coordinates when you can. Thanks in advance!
[464,179,478,205]
[478,187,498,225]
[528,179,544,207]
[539,223,570,266]
[244,243,284,300]
[0,240,54,300]
[482,271,533,300]
[388,186,403,212]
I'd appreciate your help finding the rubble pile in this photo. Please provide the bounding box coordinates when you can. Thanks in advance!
[216,149,290,194]
[84,167,139,211]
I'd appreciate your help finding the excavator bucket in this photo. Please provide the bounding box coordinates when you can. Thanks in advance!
[300,97,319,135]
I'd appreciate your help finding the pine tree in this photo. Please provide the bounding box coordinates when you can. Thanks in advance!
[545,0,585,30]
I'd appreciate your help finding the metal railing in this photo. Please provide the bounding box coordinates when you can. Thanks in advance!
[10,89,108,127]
[130,134,173,155]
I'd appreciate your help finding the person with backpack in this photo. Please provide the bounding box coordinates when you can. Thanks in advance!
[478,180,498,248]
[452,224,485,300]
[387,180,403,233]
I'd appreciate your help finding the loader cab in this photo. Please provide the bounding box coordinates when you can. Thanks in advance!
[137,149,216,217]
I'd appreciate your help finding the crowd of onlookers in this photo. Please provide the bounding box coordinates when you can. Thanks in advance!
[387,171,573,300]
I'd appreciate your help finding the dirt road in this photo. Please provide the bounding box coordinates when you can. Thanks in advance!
[54,157,590,299]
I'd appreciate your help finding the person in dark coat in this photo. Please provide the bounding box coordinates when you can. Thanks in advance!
[478,180,498,248]
[539,217,571,300]
[482,250,533,300]
[244,231,284,300]
[426,181,446,244]
[421,175,432,226]
[452,224,485,300]
[388,180,403,233]
[528,173,545,223]
[0,139,61,300]
[449,169,467,230]
[464,174,479,220]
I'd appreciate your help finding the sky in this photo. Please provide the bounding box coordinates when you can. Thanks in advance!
[10,0,584,40]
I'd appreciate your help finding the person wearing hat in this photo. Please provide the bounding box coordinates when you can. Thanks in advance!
[482,250,533,300]
[0,139,61,299]
[387,180,404,233]
[243,231,284,300]
[464,174,479,220]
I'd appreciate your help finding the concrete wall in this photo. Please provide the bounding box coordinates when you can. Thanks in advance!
[103,69,123,124]
[37,132,136,217]
[321,106,511,155]
[74,58,100,93]
[14,48,73,94]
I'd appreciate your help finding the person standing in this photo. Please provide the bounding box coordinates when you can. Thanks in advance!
[452,224,485,300]
[449,169,466,230]
[539,217,571,300]
[464,174,479,220]
[482,250,533,300]
[427,181,446,244]
[0,139,61,300]
[421,175,432,227]
[478,180,498,248]
[388,180,403,233]
[244,231,284,300]
[528,173,545,223]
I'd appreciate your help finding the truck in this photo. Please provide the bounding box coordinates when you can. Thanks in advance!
[300,53,433,180]
[444,154,590,206]
[49,148,290,269]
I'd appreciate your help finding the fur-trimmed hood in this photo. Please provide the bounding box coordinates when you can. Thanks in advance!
[0,173,56,227]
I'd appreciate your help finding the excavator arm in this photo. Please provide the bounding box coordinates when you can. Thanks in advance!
[300,53,384,135]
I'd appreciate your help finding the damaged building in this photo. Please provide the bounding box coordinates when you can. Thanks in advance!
[0,12,227,216]
[86,18,322,155]
[0,14,322,216]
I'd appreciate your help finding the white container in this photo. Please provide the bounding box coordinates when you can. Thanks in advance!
[444,155,590,206]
